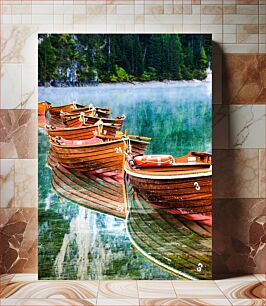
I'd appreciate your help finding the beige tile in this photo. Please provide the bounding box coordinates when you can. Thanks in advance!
[229,300,266,305]
[229,105,265,149]
[54,15,64,24]
[1,25,37,65]
[201,25,222,33]
[11,274,38,282]
[173,4,183,14]
[1,64,22,109]
[254,274,266,282]
[116,24,135,32]
[223,33,236,43]
[144,14,182,24]
[183,15,200,24]
[182,5,192,14]
[138,281,176,299]
[140,298,232,305]
[62,4,74,14]
[135,4,144,15]
[87,5,106,15]
[145,23,174,33]
[259,149,265,198]
[116,5,134,15]
[223,24,237,33]
[223,14,258,24]
[237,4,259,14]
[2,5,12,14]
[54,5,65,15]
[222,44,258,53]
[223,5,237,14]
[97,299,139,305]
[183,25,201,33]
[202,5,223,14]
[172,281,224,299]
[21,15,32,24]
[107,5,117,15]
[32,14,54,24]
[144,5,164,15]
[0,159,15,208]
[32,4,54,15]
[192,5,200,14]
[237,25,259,34]
[259,4,265,14]
[107,15,134,25]
[237,33,259,44]
[98,281,138,299]
[0,299,96,305]
[213,33,223,43]
[135,15,144,24]
[1,281,99,299]
[22,64,38,109]
[63,15,73,24]
[215,276,264,299]
[236,0,259,3]
[15,159,38,207]
[12,5,32,15]
[73,5,86,14]
[12,15,22,24]
[201,15,223,25]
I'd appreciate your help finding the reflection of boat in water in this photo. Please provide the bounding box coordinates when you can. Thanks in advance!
[125,151,212,215]
[49,161,127,219]
[125,180,212,280]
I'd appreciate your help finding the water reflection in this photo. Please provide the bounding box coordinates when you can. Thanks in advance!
[126,179,211,280]
[49,156,127,219]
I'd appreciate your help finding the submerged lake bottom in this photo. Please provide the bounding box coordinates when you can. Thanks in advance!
[38,84,212,280]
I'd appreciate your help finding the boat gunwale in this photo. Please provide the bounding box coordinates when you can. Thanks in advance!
[125,164,212,179]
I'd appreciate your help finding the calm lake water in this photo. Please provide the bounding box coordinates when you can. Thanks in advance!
[38,81,212,280]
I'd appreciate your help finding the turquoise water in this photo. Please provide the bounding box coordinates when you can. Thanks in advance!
[38,82,212,280]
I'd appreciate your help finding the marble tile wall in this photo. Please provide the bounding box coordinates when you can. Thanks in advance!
[0,0,265,277]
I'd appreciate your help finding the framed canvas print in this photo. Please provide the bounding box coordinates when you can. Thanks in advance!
[38,34,212,280]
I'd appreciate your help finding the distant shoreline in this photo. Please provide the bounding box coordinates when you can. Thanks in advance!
[39,76,212,89]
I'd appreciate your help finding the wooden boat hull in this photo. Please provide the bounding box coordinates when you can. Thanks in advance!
[62,108,111,124]
[49,137,150,174]
[48,103,85,118]
[38,101,51,116]
[124,155,212,214]
[50,163,126,219]
[50,138,127,174]
[64,114,125,128]
[46,124,118,140]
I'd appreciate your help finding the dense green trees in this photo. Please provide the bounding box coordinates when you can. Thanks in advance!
[38,34,211,84]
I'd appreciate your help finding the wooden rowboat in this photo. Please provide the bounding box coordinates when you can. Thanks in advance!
[46,123,119,140]
[49,136,150,174]
[125,151,212,214]
[61,107,112,125]
[50,163,127,219]
[49,137,126,174]
[38,101,51,116]
[64,113,126,128]
[48,102,86,118]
